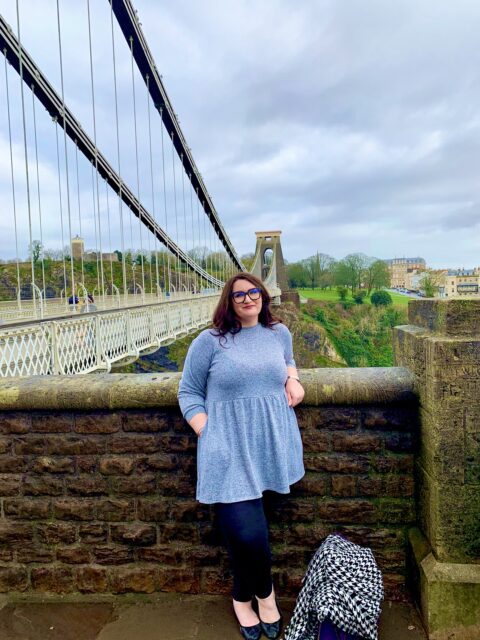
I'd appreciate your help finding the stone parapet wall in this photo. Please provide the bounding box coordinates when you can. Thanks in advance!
[395,300,480,563]
[395,299,480,639]
[0,369,417,600]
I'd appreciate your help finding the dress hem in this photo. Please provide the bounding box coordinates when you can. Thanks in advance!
[196,470,305,505]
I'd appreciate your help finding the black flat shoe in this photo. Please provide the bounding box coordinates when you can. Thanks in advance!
[238,622,263,640]
[254,594,283,640]
[234,601,263,640]
[259,616,283,640]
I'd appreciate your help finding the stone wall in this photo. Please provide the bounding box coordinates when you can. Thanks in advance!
[0,369,417,600]
[395,299,480,639]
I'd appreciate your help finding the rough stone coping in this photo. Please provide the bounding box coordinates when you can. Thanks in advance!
[0,367,416,411]
[410,529,480,585]
[408,298,480,336]
[421,555,480,584]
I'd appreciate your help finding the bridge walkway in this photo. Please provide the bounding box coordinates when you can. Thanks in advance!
[0,293,219,377]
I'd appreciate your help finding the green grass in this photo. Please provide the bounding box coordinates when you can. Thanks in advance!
[298,288,412,307]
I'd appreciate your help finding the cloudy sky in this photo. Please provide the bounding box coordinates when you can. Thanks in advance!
[1,0,480,268]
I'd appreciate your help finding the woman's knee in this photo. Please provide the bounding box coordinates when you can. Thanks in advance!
[240,526,265,548]
[231,522,269,556]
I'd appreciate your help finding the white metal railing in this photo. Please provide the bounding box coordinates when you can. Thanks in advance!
[0,290,206,326]
[0,294,220,377]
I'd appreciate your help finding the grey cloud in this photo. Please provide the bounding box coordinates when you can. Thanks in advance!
[1,0,480,268]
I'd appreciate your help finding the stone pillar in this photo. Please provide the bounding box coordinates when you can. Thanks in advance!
[394,299,480,640]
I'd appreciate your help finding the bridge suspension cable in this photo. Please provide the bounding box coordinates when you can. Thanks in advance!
[31,87,46,299]
[108,0,243,271]
[110,1,128,300]
[0,12,225,284]
[53,121,68,310]
[3,51,22,309]
[146,73,160,296]
[55,0,77,310]
[15,0,37,314]
[129,31,146,297]
[0,0,249,332]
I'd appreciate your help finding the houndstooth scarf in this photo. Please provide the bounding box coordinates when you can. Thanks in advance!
[283,534,383,640]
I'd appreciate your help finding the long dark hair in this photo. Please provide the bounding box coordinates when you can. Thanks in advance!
[211,272,281,339]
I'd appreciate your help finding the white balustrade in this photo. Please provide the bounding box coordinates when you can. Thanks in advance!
[0,294,220,377]
[0,290,206,326]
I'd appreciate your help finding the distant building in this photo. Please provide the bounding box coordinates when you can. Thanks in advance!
[71,237,118,263]
[383,257,426,288]
[440,268,480,298]
[407,272,426,292]
[84,251,118,263]
[71,235,84,261]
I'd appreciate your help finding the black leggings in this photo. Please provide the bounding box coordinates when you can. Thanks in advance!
[216,497,273,602]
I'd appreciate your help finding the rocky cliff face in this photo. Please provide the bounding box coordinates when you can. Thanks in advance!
[272,303,346,368]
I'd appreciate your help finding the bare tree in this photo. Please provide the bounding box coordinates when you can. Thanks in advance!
[317,253,335,288]
[28,240,43,264]
[304,255,319,289]
[188,246,209,269]
[43,248,64,261]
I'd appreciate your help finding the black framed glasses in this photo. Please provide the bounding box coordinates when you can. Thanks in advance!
[231,287,262,304]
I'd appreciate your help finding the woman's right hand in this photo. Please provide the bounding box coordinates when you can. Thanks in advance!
[190,412,208,437]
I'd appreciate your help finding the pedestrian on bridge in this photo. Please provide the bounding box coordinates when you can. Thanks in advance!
[81,294,97,313]
[178,273,305,640]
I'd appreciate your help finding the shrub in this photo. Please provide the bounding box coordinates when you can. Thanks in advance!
[371,290,392,307]
[337,286,348,301]
[303,295,407,367]
[83,262,97,276]
[380,307,403,328]
[353,290,367,304]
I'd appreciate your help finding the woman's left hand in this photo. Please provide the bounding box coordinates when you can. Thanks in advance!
[285,378,304,407]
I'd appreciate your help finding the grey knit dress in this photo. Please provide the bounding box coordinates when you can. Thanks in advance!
[177,322,305,504]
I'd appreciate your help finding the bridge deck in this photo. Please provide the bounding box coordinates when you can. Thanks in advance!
[0,291,213,327]
[0,293,220,377]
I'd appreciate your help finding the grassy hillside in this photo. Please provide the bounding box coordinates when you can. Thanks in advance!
[302,298,407,367]
[0,259,220,300]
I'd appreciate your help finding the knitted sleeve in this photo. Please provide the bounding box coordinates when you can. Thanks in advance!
[275,323,296,367]
[177,330,214,421]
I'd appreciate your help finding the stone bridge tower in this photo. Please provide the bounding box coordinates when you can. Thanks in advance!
[251,230,289,291]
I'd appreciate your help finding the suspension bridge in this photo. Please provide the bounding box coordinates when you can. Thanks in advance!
[0,0,283,377]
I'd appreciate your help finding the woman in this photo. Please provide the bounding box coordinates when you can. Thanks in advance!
[178,273,305,640]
